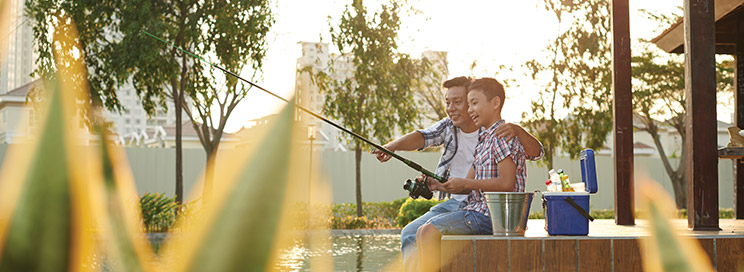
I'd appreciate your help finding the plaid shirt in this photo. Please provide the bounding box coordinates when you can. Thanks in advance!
[462,120,529,216]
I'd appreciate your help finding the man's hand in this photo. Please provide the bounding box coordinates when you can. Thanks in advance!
[493,123,522,142]
[371,144,395,162]
[443,177,469,193]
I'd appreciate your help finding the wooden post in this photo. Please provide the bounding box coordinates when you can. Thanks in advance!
[611,0,634,225]
[684,0,719,230]
[735,18,744,219]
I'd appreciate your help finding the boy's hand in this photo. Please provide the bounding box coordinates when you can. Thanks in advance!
[421,175,445,192]
[371,144,395,162]
[493,123,522,142]
[443,177,469,193]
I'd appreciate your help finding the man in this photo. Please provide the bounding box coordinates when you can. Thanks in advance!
[372,76,543,271]
[417,77,530,271]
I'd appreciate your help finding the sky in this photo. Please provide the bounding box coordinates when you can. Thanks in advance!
[223,0,731,133]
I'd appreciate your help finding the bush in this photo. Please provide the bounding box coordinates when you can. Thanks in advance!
[330,198,407,228]
[332,215,369,229]
[396,198,444,227]
[139,193,178,232]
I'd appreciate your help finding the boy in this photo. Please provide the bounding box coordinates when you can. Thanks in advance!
[416,77,529,272]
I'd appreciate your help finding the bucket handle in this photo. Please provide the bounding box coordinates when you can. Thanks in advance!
[564,197,594,222]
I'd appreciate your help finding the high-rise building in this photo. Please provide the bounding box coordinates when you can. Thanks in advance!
[101,82,187,138]
[0,0,36,95]
[294,42,352,151]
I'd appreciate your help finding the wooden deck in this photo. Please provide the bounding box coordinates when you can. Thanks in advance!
[441,219,744,271]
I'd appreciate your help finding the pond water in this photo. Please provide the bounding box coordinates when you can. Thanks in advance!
[275,234,402,271]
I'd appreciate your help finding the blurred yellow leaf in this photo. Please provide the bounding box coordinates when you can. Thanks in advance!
[638,180,714,272]
[161,103,297,271]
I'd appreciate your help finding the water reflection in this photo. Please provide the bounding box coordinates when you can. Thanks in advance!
[276,234,401,271]
[356,236,364,271]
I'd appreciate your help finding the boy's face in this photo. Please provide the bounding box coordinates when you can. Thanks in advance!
[467,89,500,128]
[444,86,471,128]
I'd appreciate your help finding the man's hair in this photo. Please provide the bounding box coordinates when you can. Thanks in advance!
[442,76,472,89]
[468,77,505,105]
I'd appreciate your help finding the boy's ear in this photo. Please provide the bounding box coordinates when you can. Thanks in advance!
[491,96,502,111]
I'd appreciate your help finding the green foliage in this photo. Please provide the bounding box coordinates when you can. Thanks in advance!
[26,0,276,204]
[631,11,734,209]
[309,0,423,217]
[529,211,544,219]
[521,0,614,170]
[331,198,407,228]
[139,193,178,233]
[396,198,445,227]
[331,215,395,229]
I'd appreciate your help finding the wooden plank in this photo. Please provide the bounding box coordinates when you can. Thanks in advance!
[720,147,744,159]
[441,240,472,272]
[613,239,642,271]
[716,237,744,271]
[684,0,720,230]
[510,240,541,271]
[735,18,744,219]
[545,240,577,272]
[579,239,611,272]
[474,240,507,272]
[696,238,715,267]
[611,0,635,226]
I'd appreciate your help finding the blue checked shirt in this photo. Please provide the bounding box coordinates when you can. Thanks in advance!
[416,118,465,182]
[463,120,530,216]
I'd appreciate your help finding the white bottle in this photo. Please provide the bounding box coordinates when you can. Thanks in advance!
[548,169,561,190]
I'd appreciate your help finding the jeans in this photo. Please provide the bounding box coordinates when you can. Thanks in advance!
[400,198,463,272]
[427,210,493,235]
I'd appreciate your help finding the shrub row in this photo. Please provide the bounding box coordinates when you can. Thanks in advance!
[139,193,738,231]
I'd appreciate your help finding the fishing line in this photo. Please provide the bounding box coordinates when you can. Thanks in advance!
[142,30,445,183]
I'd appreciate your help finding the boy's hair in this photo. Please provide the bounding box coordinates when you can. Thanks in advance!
[442,76,472,90]
[468,77,505,105]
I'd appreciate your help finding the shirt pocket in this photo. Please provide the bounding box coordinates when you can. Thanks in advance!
[475,145,495,172]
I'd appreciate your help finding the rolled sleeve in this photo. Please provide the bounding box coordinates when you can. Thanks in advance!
[526,141,545,161]
[415,118,451,150]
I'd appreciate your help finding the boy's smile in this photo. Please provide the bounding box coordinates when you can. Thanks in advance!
[467,89,500,128]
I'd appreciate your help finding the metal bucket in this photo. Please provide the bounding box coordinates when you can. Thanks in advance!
[485,192,534,236]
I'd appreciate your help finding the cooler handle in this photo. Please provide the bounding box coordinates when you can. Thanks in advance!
[564,197,594,222]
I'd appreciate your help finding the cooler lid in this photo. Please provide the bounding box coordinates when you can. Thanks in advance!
[579,149,598,194]
[542,191,590,197]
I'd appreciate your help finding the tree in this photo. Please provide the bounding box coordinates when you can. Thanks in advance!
[26,0,274,204]
[413,52,448,125]
[520,0,614,170]
[311,0,420,217]
[631,11,734,209]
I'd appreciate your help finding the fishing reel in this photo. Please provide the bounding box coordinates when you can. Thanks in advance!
[403,178,433,200]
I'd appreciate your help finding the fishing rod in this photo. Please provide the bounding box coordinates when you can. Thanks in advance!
[142,31,445,185]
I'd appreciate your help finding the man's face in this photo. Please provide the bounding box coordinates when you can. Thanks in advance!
[444,86,471,127]
[467,89,498,128]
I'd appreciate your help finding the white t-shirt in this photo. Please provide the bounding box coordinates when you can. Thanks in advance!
[448,129,479,201]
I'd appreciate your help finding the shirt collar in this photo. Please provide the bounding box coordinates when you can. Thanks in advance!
[479,120,505,140]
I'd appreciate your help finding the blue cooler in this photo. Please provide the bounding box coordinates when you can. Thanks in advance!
[542,149,598,235]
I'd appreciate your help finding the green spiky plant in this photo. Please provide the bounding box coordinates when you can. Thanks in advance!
[0,15,315,272]
[139,193,178,233]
